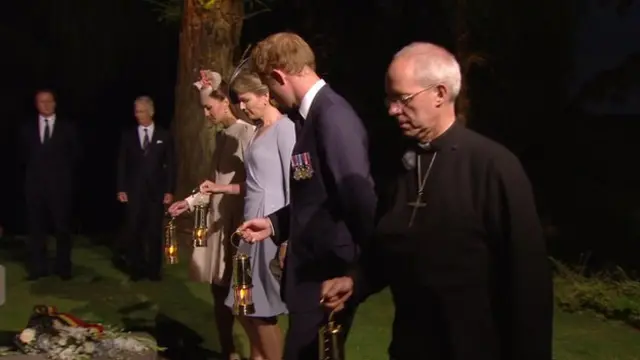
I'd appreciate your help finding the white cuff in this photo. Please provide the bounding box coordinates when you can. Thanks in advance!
[268,217,275,237]
[189,193,211,210]
[185,194,196,211]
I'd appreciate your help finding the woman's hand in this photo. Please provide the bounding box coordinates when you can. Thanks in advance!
[199,180,227,194]
[168,200,189,217]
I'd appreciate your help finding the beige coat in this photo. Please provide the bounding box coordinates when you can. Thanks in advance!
[186,120,255,285]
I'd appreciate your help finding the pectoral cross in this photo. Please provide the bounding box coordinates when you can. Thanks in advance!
[407,191,426,228]
[407,152,438,228]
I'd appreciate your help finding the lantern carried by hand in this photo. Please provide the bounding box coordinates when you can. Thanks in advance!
[230,231,255,315]
[164,216,178,264]
[192,203,208,247]
[319,311,344,360]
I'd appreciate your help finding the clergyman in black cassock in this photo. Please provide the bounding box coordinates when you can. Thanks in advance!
[321,42,553,360]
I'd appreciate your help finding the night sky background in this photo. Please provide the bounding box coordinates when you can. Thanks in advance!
[0,0,638,269]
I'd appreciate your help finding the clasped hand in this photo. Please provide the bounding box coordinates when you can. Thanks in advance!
[199,180,225,194]
[166,180,225,217]
[320,277,354,312]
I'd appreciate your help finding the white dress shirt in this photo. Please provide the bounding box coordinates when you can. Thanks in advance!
[38,114,56,143]
[298,79,326,120]
[137,123,155,148]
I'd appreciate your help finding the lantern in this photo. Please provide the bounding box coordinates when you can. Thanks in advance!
[164,217,178,264]
[192,203,208,247]
[319,311,344,360]
[230,231,255,315]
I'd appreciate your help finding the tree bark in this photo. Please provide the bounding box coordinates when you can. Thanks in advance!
[172,0,244,198]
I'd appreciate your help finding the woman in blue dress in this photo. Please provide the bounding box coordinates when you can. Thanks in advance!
[200,71,295,360]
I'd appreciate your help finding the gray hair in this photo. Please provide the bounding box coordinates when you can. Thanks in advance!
[394,43,461,102]
[134,96,155,116]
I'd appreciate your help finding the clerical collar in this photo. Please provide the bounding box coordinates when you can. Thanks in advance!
[416,121,460,152]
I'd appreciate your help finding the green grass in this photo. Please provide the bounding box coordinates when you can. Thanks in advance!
[1,237,639,359]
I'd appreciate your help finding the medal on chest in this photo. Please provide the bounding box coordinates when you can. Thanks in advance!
[291,152,314,180]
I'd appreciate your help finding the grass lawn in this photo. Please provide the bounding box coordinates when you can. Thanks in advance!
[1,237,639,359]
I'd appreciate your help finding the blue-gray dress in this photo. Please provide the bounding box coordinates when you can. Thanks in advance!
[225,116,295,317]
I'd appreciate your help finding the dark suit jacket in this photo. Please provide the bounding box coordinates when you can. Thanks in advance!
[269,85,377,312]
[21,117,79,197]
[116,125,175,203]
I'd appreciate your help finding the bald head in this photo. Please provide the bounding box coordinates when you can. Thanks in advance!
[392,42,461,102]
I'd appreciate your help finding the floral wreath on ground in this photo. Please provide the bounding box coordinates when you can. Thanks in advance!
[0,305,163,359]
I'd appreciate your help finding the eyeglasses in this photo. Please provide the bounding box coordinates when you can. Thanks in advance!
[384,84,438,108]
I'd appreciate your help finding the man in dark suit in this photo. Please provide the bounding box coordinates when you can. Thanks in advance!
[117,96,175,281]
[238,32,377,360]
[21,89,79,280]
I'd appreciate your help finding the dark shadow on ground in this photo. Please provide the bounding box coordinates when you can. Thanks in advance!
[123,312,223,360]
[0,330,16,348]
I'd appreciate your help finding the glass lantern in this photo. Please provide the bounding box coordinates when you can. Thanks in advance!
[231,253,255,315]
[319,312,343,360]
[192,204,208,247]
[164,217,178,264]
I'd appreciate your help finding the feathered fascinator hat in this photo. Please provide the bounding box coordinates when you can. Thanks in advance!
[193,70,222,99]
[192,45,253,100]
[229,44,253,85]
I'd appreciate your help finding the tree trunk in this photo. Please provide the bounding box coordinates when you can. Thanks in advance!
[172,0,244,198]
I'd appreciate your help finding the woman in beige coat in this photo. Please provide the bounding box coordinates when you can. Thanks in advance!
[168,70,254,360]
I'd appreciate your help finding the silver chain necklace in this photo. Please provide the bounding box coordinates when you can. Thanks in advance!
[407,152,437,227]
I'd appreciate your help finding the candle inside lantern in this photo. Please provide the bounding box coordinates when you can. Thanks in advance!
[233,285,255,315]
[237,286,250,302]
[167,245,177,256]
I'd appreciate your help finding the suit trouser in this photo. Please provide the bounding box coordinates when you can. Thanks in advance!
[26,188,72,275]
[284,303,357,360]
[125,192,164,276]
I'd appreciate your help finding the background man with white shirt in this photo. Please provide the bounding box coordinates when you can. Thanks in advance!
[116,96,175,281]
[237,32,377,360]
[21,89,79,281]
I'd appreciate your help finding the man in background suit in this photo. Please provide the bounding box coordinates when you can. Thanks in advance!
[21,89,79,281]
[117,96,175,281]
[237,32,377,360]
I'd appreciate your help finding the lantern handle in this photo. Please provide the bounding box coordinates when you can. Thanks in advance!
[230,231,243,249]
[328,310,336,323]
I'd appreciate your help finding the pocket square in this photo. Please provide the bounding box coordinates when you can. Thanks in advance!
[156,140,163,144]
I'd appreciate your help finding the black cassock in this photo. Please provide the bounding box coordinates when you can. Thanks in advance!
[355,122,553,360]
